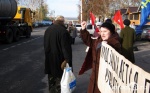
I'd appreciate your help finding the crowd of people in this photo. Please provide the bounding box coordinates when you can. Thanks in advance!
[43,15,136,93]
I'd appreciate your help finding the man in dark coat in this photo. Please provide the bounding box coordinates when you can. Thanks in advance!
[44,15,72,93]
[120,19,136,63]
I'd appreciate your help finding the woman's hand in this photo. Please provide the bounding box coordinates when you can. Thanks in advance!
[81,21,87,30]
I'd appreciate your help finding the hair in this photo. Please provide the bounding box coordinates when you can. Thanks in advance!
[55,15,65,21]
[123,19,131,26]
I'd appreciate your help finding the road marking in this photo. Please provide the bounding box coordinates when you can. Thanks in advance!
[2,36,42,51]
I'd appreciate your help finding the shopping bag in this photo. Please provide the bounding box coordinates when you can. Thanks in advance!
[61,63,76,93]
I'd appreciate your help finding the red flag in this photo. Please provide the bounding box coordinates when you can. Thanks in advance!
[95,26,99,32]
[113,10,124,29]
[90,12,99,32]
[90,12,95,25]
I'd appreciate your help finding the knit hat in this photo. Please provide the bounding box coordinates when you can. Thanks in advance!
[100,22,115,34]
[123,19,130,26]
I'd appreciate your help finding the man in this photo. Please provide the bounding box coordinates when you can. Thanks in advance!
[120,19,136,63]
[130,22,136,30]
[44,15,72,93]
[67,21,77,44]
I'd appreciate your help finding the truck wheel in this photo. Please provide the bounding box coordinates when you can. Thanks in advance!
[13,28,20,42]
[26,27,31,38]
[5,28,13,43]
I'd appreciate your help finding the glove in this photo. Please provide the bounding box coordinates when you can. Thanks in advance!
[61,60,67,70]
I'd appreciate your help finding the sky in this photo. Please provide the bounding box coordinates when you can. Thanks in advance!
[46,0,80,18]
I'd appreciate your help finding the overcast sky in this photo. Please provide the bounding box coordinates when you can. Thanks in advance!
[46,0,80,18]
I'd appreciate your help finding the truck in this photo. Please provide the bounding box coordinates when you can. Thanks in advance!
[0,0,34,43]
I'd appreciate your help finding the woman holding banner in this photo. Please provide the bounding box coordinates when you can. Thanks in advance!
[80,21,121,93]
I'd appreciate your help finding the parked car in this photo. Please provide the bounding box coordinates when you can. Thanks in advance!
[135,25,150,41]
[86,23,95,35]
[75,24,81,37]
[141,27,150,41]
[75,24,81,31]
[135,25,143,41]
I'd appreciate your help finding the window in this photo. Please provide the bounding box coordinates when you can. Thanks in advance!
[130,14,133,20]
[86,24,92,29]
[134,14,139,20]
[75,25,81,27]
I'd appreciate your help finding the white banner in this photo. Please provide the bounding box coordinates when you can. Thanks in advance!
[98,42,150,93]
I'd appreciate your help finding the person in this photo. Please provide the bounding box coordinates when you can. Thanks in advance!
[67,21,77,44]
[71,27,77,44]
[105,18,120,42]
[51,19,55,25]
[120,19,136,63]
[80,21,121,93]
[44,15,72,93]
[130,22,136,30]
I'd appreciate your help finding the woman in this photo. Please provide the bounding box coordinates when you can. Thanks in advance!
[80,21,121,93]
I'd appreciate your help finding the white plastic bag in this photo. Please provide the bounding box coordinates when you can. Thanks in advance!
[61,63,76,93]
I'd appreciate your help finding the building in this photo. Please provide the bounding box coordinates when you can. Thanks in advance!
[118,6,150,25]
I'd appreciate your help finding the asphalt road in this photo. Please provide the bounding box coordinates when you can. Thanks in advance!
[0,27,149,93]
[0,27,89,93]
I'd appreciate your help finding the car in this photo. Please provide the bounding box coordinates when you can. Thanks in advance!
[141,27,150,41]
[135,25,143,41]
[135,25,150,41]
[75,24,81,31]
[86,23,95,35]
[75,24,81,37]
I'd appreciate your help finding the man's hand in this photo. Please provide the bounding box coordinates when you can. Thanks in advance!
[81,21,87,30]
[61,60,67,70]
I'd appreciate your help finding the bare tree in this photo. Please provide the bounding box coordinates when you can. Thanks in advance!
[78,0,141,22]
[18,0,43,10]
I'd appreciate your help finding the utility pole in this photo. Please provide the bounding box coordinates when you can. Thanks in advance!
[40,0,43,21]
[80,0,83,22]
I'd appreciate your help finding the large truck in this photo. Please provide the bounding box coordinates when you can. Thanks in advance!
[0,0,34,43]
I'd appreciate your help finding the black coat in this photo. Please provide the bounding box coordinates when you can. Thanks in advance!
[44,21,72,78]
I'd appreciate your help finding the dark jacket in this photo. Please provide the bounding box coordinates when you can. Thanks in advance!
[80,29,121,93]
[44,21,72,78]
[120,26,136,63]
